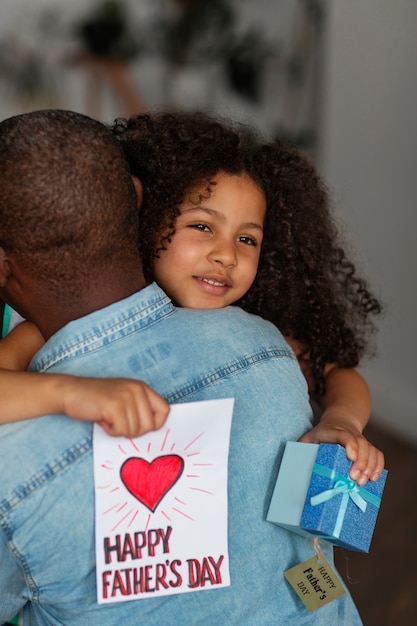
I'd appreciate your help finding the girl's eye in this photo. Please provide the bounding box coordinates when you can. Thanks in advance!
[190,223,211,233]
[238,235,257,246]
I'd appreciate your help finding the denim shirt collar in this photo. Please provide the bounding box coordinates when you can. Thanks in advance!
[30,282,174,373]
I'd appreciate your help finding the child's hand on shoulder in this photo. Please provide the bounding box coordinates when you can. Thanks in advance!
[298,414,385,486]
[62,376,170,438]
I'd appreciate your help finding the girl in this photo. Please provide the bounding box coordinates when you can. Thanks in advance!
[0,111,384,485]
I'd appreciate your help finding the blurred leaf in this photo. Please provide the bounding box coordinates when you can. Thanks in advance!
[226,29,273,103]
[75,0,141,59]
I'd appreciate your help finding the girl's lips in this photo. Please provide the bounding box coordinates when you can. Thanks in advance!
[197,276,229,287]
[193,275,232,293]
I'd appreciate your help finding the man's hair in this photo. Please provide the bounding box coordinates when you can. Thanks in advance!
[0,109,138,300]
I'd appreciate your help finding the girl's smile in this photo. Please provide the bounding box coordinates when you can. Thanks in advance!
[152,172,266,309]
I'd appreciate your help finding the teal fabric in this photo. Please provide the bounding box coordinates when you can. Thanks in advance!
[0,301,8,338]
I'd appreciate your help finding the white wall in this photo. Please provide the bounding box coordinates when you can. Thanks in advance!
[0,0,305,134]
[320,0,417,441]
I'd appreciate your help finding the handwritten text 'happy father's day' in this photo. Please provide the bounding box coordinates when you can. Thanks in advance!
[101,525,224,600]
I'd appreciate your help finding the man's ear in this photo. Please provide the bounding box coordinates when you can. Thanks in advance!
[132,176,143,211]
[0,247,11,287]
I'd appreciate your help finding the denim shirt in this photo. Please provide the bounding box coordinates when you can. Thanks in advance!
[0,283,362,625]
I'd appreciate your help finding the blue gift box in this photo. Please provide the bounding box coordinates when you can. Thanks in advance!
[267,442,387,552]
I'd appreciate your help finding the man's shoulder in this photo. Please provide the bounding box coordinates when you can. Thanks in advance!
[177,305,288,346]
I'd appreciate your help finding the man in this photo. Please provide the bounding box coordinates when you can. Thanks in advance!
[0,110,361,624]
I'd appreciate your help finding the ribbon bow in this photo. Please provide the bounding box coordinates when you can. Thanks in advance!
[310,476,367,512]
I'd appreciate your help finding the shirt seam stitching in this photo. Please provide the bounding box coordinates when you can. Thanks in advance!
[165,348,295,403]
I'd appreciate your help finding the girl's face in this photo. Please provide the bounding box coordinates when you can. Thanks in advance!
[152,172,266,309]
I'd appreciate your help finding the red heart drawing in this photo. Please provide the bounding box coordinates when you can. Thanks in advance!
[120,455,184,512]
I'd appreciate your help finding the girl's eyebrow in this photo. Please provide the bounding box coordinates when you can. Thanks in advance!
[181,206,264,231]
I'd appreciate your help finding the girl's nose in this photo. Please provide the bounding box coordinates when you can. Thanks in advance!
[208,240,237,268]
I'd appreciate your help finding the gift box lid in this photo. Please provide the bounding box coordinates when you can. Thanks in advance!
[267,441,319,537]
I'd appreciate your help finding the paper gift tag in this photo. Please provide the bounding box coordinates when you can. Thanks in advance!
[284,553,345,612]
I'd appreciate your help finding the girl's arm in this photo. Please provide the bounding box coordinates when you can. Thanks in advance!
[0,320,45,371]
[299,366,385,485]
[0,321,170,438]
[286,336,385,486]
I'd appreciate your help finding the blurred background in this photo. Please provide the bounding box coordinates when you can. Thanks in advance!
[0,1,415,624]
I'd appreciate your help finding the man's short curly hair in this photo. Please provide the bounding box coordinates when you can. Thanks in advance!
[0,109,138,303]
[111,111,382,395]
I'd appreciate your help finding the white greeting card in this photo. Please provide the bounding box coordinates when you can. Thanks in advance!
[93,397,234,603]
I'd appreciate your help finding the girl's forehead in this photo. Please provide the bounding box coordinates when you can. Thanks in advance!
[181,171,266,224]
[188,171,263,196]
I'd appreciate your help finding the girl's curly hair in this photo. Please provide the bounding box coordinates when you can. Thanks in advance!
[111,111,382,395]
[239,139,382,394]
[111,111,260,280]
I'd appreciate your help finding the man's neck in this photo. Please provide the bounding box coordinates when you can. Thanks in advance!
[35,274,149,341]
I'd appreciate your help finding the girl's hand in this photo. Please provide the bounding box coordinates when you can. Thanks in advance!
[299,416,385,486]
[62,377,170,439]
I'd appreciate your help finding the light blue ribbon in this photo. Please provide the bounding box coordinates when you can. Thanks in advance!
[310,463,381,538]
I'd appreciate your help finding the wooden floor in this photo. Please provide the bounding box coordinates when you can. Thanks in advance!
[334,422,417,625]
